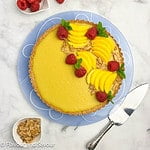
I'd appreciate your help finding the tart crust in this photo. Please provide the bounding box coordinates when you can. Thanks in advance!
[29,20,124,115]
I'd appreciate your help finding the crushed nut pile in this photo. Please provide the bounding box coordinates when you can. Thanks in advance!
[17,118,41,143]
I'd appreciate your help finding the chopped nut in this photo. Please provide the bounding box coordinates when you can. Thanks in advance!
[17,118,41,143]
[89,85,96,95]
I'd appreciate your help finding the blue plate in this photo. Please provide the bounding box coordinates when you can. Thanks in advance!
[17,11,134,126]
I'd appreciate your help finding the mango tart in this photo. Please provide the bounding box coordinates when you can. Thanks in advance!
[29,20,125,115]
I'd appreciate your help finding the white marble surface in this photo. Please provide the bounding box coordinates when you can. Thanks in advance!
[0,0,150,150]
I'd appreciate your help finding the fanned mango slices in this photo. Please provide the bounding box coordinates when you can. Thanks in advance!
[92,36,115,50]
[91,36,116,63]
[86,69,117,93]
[68,23,92,48]
[76,51,96,72]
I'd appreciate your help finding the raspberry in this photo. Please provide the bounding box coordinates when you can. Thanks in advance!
[26,0,31,8]
[107,61,120,72]
[27,0,37,3]
[96,91,107,102]
[57,26,68,40]
[30,1,40,12]
[75,67,87,78]
[65,54,77,65]
[56,0,65,4]
[17,0,28,10]
[85,27,97,40]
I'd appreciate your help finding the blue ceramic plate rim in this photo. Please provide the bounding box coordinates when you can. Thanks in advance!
[17,11,134,126]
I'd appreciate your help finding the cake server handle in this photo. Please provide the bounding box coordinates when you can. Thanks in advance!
[86,120,114,150]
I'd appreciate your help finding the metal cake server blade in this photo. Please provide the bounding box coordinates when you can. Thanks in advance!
[86,83,149,150]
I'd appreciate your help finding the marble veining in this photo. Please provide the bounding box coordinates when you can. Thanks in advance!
[134,0,147,3]
[0,0,150,150]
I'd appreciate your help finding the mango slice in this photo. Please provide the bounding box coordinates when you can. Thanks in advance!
[92,50,108,62]
[91,36,116,62]
[70,23,91,31]
[104,73,117,93]
[90,69,101,85]
[86,69,95,84]
[68,35,88,44]
[86,69,117,93]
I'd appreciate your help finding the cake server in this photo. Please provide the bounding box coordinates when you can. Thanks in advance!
[86,83,149,150]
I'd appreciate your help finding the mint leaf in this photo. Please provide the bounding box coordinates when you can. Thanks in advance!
[65,21,69,26]
[61,19,72,30]
[97,22,108,37]
[74,58,82,69]
[107,91,114,104]
[120,63,125,70]
[97,22,102,30]
[61,19,66,26]
[65,26,72,30]
[117,70,126,79]
[117,63,126,79]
